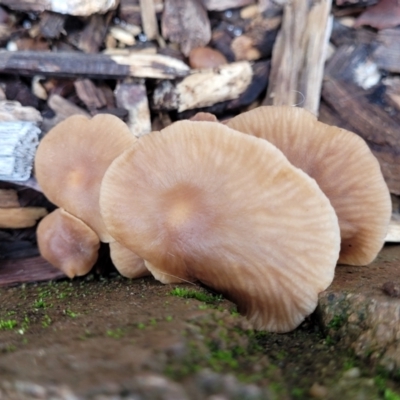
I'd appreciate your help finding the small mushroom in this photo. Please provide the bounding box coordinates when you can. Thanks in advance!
[226,106,392,266]
[100,121,340,332]
[37,208,100,278]
[34,113,137,242]
[35,113,148,279]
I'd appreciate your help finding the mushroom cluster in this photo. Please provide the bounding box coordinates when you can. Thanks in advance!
[34,106,391,333]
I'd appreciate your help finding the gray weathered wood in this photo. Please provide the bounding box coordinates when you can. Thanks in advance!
[0,50,190,80]
[0,121,41,181]
[265,0,332,115]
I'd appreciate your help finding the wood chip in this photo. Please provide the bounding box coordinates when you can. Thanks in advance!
[78,13,112,53]
[162,0,211,56]
[0,207,47,229]
[385,214,400,242]
[354,0,400,30]
[0,101,42,123]
[265,0,332,115]
[153,61,253,112]
[373,28,400,73]
[39,11,66,39]
[203,0,256,11]
[0,0,119,16]
[139,0,159,41]
[74,79,107,110]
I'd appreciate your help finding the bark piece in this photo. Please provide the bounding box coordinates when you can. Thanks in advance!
[0,207,47,228]
[78,13,112,54]
[203,0,255,11]
[74,79,107,111]
[162,0,211,56]
[383,77,400,109]
[0,51,190,80]
[264,0,332,115]
[322,44,400,194]
[0,121,41,181]
[354,0,400,30]
[373,28,400,73]
[153,61,253,112]
[0,0,119,16]
[0,256,65,287]
[114,81,151,137]
[39,11,66,39]
[0,189,19,208]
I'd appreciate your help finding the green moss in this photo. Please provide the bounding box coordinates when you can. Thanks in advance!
[170,287,223,304]
[0,319,17,330]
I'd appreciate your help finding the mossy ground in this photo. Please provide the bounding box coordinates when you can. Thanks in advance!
[0,273,399,398]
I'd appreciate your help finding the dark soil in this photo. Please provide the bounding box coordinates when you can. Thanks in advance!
[0,268,399,399]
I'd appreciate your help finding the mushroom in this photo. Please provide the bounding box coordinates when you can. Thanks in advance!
[37,208,100,278]
[100,120,340,332]
[226,106,392,266]
[34,114,149,279]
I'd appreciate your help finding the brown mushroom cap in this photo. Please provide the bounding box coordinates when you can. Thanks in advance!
[226,106,392,266]
[109,241,150,279]
[34,114,136,242]
[37,208,100,278]
[100,121,340,332]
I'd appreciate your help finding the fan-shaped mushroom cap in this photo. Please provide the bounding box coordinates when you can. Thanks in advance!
[226,106,391,266]
[109,241,150,279]
[34,114,136,242]
[100,121,340,332]
[37,208,100,278]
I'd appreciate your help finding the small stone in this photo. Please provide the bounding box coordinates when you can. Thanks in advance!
[188,47,228,69]
[309,382,328,398]
[342,367,361,379]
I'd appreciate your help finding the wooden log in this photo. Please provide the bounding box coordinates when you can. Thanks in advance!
[0,207,47,229]
[372,28,400,73]
[0,0,118,16]
[152,61,253,112]
[0,121,41,182]
[0,50,190,80]
[0,256,65,287]
[162,0,211,56]
[114,81,151,137]
[264,0,332,115]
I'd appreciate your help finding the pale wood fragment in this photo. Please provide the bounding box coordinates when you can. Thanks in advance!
[0,101,42,123]
[162,0,211,56]
[0,207,47,229]
[203,0,255,11]
[114,81,151,137]
[0,121,41,181]
[265,0,332,115]
[0,0,119,16]
[109,26,136,46]
[139,0,159,41]
[153,61,253,112]
[385,214,400,242]
[0,189,19,208]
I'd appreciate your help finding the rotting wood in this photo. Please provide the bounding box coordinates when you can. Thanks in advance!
[0,0,118,16]
[162,0,211,56]
[0,121,41,182]
[0,50,190,80]
[264,0,332,115]
[372,28,400,73]
[152,61,253,112]
[0,207,47,229]
[114,81,151,137]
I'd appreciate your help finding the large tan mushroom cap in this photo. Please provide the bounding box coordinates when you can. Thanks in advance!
[37,208,100,278]
[227,106,392,266]
[100,121,340,332]
[34,114,136,242]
